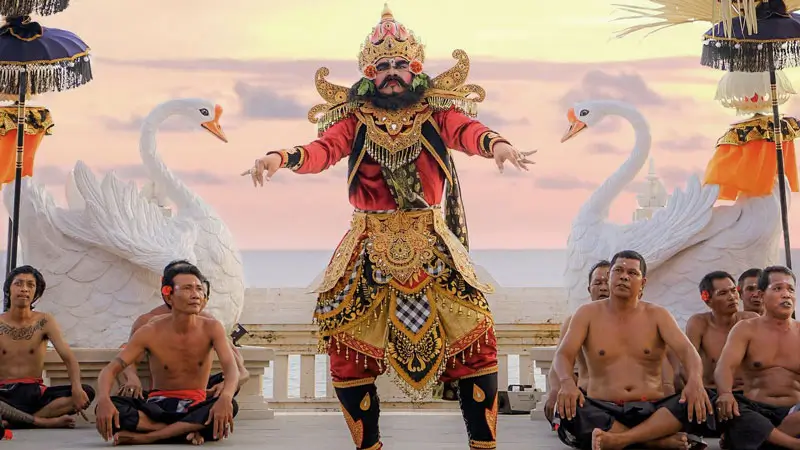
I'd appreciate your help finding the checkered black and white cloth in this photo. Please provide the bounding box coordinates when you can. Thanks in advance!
[395,292,431,334]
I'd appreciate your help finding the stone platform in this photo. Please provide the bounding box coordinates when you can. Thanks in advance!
[1,413,721,449]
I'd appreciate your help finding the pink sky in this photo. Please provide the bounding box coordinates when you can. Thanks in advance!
[0,1,798,250]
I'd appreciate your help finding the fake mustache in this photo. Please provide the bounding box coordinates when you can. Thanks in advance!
[379,76,408,89]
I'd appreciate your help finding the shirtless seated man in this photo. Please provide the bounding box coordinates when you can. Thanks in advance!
[553,250,712,450]
[714,265,800,450]
[95,263,238,445]
[545,260,611,424]
[116,260,249,400]
[0,265,93,429]
[683,271,758,434]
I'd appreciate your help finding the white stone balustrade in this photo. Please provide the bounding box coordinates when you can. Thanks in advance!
[239,323,559,411]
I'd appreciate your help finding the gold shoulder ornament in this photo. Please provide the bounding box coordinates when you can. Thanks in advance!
[425,49,485,118]
[307,49,486,136]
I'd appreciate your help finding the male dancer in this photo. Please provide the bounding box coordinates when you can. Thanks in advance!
[242,4,534,449]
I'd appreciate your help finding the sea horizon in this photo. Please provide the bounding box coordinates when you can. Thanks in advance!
[4,248,799,288]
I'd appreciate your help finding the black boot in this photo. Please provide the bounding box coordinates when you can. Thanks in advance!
[334,382,382,449]
[457,371,499,449]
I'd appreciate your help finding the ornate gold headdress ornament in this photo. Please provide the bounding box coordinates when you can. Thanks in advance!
[358,3,425,76]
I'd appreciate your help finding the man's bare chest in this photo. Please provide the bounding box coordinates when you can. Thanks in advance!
[585,322,664,362]
[746,333,800,372]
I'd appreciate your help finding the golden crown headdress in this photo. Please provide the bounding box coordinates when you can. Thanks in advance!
[358,3,425,76]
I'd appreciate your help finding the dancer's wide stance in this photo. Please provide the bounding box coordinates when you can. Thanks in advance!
[243,4,534,449]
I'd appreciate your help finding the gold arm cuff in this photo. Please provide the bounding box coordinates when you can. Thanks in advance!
[268,146,306,171]
[478,131,509,157]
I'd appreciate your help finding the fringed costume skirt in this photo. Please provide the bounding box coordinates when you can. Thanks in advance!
[311,207,498,400]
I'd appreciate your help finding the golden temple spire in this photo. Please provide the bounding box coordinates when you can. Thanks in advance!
[381,2,394,21]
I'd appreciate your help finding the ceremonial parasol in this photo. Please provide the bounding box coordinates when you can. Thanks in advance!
[615,0,800,268]
[0,0,69,17]
[0,15,91,274]
[702,0,800,268]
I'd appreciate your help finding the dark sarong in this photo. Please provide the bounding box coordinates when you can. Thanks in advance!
[111,389,239,442]
[554,393,697,450]
[722,393,800,450]
[0,378,95,427]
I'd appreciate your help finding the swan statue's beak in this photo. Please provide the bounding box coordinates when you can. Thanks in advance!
[201,104,228,143]
[561,107,587,143]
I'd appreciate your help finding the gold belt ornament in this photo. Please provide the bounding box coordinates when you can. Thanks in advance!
[310,208,493,294]
[365,210,436,284]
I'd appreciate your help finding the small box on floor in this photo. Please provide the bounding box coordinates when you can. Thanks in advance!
[498,385,539,415]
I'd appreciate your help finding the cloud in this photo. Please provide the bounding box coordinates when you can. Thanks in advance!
[103,114,202,132]
[31,164,69,185]
[657,166,704,187]
[656,135,713,153]
[95,56,706,84]
[107,164,228,185]
[233,81,307,119]
[477,110,529,129]
[592,143,626,155]
[559,70,666,110]
[534,174,598,191]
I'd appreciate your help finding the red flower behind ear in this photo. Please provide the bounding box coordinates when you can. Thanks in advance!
[409,60,423,75]
[161,286,172,296]
[363,64,377,80]
[3,429,12,439]
[700,290,710,302]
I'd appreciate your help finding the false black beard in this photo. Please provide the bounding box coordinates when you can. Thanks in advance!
[348,79,427,111]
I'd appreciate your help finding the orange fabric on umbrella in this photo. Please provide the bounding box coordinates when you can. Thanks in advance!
[704,114,800,201]
[0,106,54,184]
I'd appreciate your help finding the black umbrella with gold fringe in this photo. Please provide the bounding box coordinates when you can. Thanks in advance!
[0,15,91,276]
[0,0,70,17]
[615,0,800,269]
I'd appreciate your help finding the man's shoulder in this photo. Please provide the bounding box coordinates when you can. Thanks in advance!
[573,300,604,315]
[31,311,53,326]
[198,315,224,331]
[736,311,761,321]
[687,312,712,327]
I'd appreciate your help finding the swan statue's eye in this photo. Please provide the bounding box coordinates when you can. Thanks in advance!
[579,109,589,117]
[199,108,210,116]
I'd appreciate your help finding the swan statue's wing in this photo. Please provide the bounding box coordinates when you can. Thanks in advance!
[2,178,164,347]
[616,175,736,270]
[49,160,199,274]
[642,184,784,328]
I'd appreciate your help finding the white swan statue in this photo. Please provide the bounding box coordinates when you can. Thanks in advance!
[3,98,246,348]
[561,99,784,327]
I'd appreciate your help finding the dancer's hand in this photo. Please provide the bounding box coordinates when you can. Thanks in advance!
[715,392,740,422]
[493,142,536,173]
[117,377,144,399]
[206,394,235,439]
[95,397,120,441]
[207,383,224,398]
[555,378,584,420]
[241,153,282,187]
[680,376,713,423]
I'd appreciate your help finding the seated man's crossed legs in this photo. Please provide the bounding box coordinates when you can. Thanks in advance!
[0,379,95,428]
[719,393,800,450]
[555,393,710,450]
[109,389,239,445]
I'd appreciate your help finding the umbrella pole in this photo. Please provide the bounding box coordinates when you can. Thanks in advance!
[5,218,10,273]
[767,61,793,270]
[8,70,26,272]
